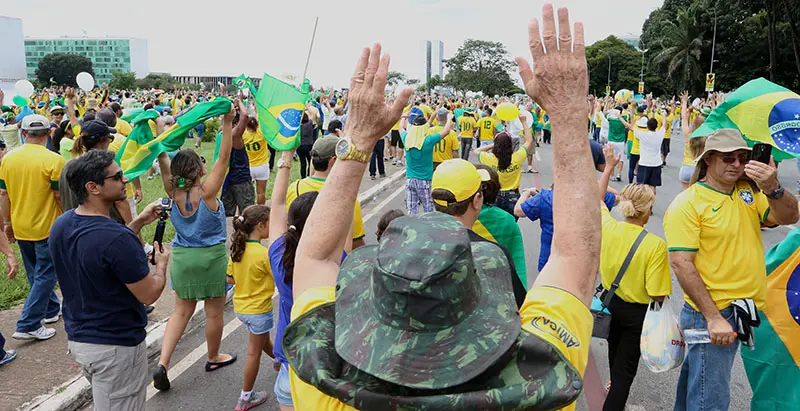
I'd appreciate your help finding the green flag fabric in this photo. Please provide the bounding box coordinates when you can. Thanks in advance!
[255,74,310,151]
[741,228,800,410]
[117,98,231,180]
[472,205,527,288]
[691,78,800,161]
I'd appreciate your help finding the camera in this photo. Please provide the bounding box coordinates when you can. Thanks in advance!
[151,198,173,264]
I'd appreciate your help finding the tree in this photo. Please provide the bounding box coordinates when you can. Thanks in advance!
[109,71,137,90]
[35,53,93,87]
[586,37,644,96]
[386,71,407,87]
[421,75,444,92]
[653,4,709,94]
[406,78,420,87]
[443,39,517,96]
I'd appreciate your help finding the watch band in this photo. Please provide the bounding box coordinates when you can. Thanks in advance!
[766,185,785,200]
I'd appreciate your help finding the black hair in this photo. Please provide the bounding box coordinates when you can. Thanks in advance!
[621,103,629,110]
[492,133,514,171]
[66,150,116,205]
[328,120,343,133]
[432,189,477,216]
[52,120,72,151]
[170,149,205,190]
[109,102,122,113]
[475,164,501,204]
[247,117,258,131]
[143,103,154,111]
[312,155,331,172]
[302,113,309,123]
[647,118,658,131]
[230,205,270,263]
[82,112,96,122]
[376,209,405,241]
[282,191,319,285]
[485,107,493,116]
[411,116,427,126]
[124,92,131,98]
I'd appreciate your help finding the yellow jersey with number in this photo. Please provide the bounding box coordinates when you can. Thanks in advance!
[458,116,477,138]
[243,129,270,167]
[663,181,771,310]
[476,117,497,141]
[430,125,460,163]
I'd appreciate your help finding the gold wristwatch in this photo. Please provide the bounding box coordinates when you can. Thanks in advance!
[335,137,371,163]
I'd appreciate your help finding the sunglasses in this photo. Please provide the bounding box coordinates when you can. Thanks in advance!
[719,153,750,165]
[104,170,124,182]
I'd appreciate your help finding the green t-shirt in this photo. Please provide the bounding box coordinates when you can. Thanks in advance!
[607,118,628,143]
[60,138,74,160]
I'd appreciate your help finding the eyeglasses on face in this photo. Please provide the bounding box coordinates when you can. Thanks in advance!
[104,170,124,182]
[719,153,750,165]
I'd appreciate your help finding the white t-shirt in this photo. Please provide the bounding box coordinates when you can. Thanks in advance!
[506,118,525,139]
[633,127,665,167]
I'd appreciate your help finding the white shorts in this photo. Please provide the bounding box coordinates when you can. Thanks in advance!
[250,163,270,181]
[612,142,627,160]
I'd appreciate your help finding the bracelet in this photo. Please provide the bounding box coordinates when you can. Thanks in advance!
[3,222,10,226]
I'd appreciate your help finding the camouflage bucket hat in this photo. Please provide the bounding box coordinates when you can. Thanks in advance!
[283,213,584,409]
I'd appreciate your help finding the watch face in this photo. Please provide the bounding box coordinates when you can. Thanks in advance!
[336,138,350,157]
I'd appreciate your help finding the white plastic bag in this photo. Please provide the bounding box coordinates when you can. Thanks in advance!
[640,299,686,373]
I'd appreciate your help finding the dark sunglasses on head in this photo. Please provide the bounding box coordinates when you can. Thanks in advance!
[720,153,750,164]
[104,170,124,181]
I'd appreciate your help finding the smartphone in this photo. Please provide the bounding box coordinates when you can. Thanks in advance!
[751,143,772,165]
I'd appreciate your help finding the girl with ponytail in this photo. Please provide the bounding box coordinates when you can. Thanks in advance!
[226,204,279,410]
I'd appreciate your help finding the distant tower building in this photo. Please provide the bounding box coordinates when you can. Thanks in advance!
[425,40,432,83]
[431,40,444,79]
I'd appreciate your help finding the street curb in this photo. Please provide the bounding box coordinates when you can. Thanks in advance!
[23,170,405,411]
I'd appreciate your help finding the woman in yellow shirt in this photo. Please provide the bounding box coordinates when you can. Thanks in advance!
[598,183,671,410]
[678,91,708,191]
[243,118,271,205]
[474,115,534,219]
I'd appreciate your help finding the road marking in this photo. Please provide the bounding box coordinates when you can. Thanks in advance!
[146,317,243,400]
[363,186,405,223]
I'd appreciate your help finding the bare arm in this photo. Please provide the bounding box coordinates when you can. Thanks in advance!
[293,45,413,299]
[201,102,238,202]
[598,143,619,199]
[680,91,691,138]
[268,150,294,246]
[746,159,800,226]
[518,6,600,306]
[125,248,168,305]
[520,116,533,153]
[158,152,174,196]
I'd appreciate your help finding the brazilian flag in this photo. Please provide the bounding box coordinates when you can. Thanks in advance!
[473,206,527,288]
[255,74,310,151]
[741,228,800,410]
[116,98,231,180]
[692,78,800,161]
[233,74,257,97]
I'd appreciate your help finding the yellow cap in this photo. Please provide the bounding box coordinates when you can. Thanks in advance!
[431,159,491,206]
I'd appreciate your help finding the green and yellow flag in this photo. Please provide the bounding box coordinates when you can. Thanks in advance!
[255,74,310,151]
[741,228,800,410]
[691,78,800,161]
[233,74,258,97]
[116,98,231,180]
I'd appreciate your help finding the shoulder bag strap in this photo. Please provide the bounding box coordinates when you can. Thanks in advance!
[602,229,648,308]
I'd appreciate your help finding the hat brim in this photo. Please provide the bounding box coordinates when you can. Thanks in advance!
[333,242,520,390]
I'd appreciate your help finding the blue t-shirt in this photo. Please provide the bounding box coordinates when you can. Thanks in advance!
[49,210,150,346]
[269,235,347,365]
[521,190,616,271]
[400,132,442,180]
[590,140,606,169]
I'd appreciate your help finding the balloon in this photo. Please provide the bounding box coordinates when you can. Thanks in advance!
[496,102,519,121]
[12,95,28,107]
[76,72,95,92]
[614,89,633,103]
[14,80,35,97]
[634,94,644,103]
[454,108,465,120]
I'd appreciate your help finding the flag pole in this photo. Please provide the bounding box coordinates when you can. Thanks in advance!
[302,17,319,82]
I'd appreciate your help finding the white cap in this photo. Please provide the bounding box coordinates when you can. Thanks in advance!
[21,114,51,131]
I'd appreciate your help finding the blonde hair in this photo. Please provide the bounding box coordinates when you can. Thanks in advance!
[618,184,656,219]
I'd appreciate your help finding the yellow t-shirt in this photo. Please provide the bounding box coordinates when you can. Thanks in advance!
[289,285,591,411]
[627,117,645,155]
[115,118,133,137]
[391,120,400,131]
[600,207,671,304]
[476,117,497,141]
[663,114,678,140]
[664,181,770,310]
[0,144,65,241]
[458,116,477,138]
[243,129,270,167]
[227,240,275,315]
[478,147,528,191]
[430,125,460,163]
[287,176,365,241]
[682,138,696,166]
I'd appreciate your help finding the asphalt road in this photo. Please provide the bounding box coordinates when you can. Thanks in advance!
[82,131,799,411]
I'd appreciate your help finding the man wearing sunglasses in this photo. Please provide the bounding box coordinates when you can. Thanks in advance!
[664,128,799,410]
[50,150,170,410]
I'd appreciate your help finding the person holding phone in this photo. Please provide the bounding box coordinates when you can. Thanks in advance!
[664,129,799,410]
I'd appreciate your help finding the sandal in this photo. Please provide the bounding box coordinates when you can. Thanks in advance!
[205,353,237,372]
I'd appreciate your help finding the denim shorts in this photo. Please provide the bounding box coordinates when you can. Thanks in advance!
[274,362,294,406]
[235,312,274,335]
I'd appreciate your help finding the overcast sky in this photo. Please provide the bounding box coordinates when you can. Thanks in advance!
[3,0,663,88]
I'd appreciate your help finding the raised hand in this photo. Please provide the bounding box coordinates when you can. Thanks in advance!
[680,91,689,107]
[516,4,587,118]
[344,44,414,153]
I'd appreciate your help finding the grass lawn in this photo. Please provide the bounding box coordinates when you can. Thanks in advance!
[0,139,300,310]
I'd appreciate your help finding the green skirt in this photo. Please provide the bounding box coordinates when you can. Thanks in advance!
[171,243,228,301]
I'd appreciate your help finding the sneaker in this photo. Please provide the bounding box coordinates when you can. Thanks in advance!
[12,326,55,341]
[43,313,60,324]
[153,364,171,391]
[147,176,154,180]
[370,176,376,180]
[235,391,268,411]
[0,350,17,366]
[379,174,387,178]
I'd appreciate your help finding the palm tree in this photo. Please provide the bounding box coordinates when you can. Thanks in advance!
[654,5,708,93]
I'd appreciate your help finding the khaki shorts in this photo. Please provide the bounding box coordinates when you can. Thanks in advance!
[68,340,147,411]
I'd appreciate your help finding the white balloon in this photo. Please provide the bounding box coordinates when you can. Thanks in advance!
[76,72,95,92]
[15,80,35,97]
